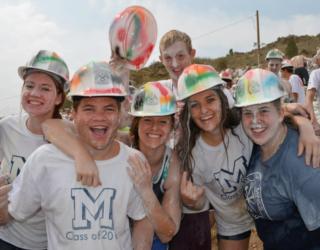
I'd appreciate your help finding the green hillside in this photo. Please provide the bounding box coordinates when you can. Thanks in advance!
[130,34,320,86]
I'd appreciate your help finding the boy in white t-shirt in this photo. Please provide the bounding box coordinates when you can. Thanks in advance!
[0,61,153,250]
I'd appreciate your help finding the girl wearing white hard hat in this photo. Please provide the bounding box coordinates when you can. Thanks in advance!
[236,68,320,249]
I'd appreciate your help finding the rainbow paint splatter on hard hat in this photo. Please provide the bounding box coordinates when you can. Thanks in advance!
[177,64,224,100]
[109,6,157,70]
[234,68,285,107]
[68,61,127,99]
[129,81,176,116]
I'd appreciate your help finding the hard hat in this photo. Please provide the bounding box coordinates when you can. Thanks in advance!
[109,5,157,70]
[265,48,284,61]
[18,50,69,84]
[219,70,233,81]
[281,59,293,69]
[234,68,285,107]
[129,81,176,116]
[177,64,224,101]
[68,61,127,100]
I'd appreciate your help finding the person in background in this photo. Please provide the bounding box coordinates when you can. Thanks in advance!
[265,48,292,100]
[306,51,320,134]
[0,61,153,250]
[235,68,320,250]
[280,60,305,104]
[291,55,309,86]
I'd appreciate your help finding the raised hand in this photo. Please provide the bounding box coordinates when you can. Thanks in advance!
[180,171,205,210]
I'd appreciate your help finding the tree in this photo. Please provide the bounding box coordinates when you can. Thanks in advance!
[229,49,234,56]
[285,37,298,58]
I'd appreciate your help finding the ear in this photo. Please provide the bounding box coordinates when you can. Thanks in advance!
[55,93,62,105]
[279,106,286,122]
[191,48,196,59]
[159,54,163,63]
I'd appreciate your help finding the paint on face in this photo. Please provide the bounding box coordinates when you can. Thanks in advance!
[267,59,282,75]
[160,41,193,83]
[21,72,61,119]
[241,102,283,149]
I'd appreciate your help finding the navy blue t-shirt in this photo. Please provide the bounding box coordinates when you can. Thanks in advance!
[244,127,320,250]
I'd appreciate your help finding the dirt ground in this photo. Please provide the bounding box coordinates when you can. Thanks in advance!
[211,226,263,250]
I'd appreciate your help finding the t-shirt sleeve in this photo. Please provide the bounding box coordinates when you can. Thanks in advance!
[289,75,302,94]
[8,151,42,221]
[307,70,320,90]
[286,154,320,231]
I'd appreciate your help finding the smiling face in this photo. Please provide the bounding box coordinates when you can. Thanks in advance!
[73,97,120,155]
[267,58,282,75]
[160,41,195,84]
[241,100,284,150]
[189,89,222,136]
[137,115,173,150]
[21,72,62,119]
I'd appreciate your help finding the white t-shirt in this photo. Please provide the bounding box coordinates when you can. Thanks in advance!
[191,125,254,236]
[307,68,320,103]
[9,142,145,250]
[289,74,305,104]
[0,114,47,250]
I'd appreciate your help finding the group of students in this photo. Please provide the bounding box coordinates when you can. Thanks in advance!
[0,28,320,250]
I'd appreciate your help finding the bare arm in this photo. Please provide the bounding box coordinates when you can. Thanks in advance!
[42,119,101,186]
[291,115,320,167]
[132,217,153,250]
[127,153,180,243]
[305,88,319,124]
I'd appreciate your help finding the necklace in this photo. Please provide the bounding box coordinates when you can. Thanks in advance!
[262,125,287,161]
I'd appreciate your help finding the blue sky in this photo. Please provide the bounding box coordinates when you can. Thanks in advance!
[0,0,319,115]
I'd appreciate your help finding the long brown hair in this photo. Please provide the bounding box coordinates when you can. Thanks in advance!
[176,86,240,176]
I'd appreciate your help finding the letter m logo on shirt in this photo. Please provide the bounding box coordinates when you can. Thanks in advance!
[71,188,116,230]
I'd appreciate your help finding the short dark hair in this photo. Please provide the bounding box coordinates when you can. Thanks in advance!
[72,96,123,111]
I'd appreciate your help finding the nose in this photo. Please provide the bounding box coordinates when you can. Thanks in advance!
[251,111,261,125]
[200,104,208,114]
[30,87,41,96]
[172,58,178,68]
[92,110,107,121]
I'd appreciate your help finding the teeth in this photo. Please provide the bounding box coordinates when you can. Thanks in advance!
[29,101,41,105]
[148,134,160,138]
[91,127,107,135]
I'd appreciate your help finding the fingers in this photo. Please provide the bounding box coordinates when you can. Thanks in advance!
[297,140,304,156]
[77,170,101,187]
[304,143,312,166]
[180,171,205,207]
[311,140,320,168]
[0,184,11,209]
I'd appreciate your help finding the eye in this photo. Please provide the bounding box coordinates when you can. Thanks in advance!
[189,101,199,109]
[242,110,253,117]
[259,108,270,114]
[164,56,172,62]
[106,106,116,112]
[142,117,152,123]
[207,96,216,103]
[82,106,94,112]
[159,119,170,125]
[177,54,185,60]
[24,82,34,90]
[41,86,51,92]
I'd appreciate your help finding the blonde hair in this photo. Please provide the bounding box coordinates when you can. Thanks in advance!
[159,30,193,54]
